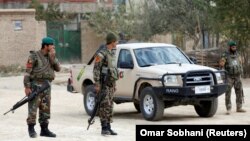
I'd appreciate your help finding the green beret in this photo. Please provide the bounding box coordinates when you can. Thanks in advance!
[228,41,236,47]
[106,32,117,44]
[42,37,55,45]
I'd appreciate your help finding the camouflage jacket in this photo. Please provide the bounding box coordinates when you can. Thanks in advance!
[24,50,60,88]
[220,51,242,76]
[93,46,118,87]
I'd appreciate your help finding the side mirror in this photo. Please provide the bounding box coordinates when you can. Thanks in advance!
[189,56,197,64]
[119,62,134,69]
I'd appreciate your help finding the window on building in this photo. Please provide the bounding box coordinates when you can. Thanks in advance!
[13,20,23,31]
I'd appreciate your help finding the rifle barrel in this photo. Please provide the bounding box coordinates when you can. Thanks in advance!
[87,124,90,130]
[3,109,12,115]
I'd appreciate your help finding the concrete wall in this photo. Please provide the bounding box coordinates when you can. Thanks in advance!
[81,21,104,64]
[0,9,46,66]
[151,34,172,44]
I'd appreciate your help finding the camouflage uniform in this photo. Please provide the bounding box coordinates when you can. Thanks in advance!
[24,50,60,124]
[220,51,244,112]
[93,46,119,135]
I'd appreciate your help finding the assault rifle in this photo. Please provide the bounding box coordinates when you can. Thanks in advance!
[3,81,50,115]
[87,68,109,130]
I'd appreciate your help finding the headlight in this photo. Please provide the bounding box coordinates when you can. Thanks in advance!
[163,75,182,86]
[215,72,223,84]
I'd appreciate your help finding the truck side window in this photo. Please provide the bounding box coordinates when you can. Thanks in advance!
[117,49,133,68]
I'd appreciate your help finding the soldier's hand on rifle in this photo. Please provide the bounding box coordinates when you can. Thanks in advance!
[94,83,100,94]
[25,87,32,96]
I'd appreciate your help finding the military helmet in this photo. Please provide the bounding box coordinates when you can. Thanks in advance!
[106,32,117,44]
[228,41,236,47]
[42,37,55,45]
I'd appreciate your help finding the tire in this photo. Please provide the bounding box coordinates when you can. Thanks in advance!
[83,85,96,116]
[140,87,164,121]
[194,98,218,117]
[134,101,141,113]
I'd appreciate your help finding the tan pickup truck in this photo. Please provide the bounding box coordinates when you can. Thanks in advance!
[67,43,227,121]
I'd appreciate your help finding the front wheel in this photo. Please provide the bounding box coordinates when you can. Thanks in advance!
[194,98,218,117]
[83,85,96,116]
[140,87,164,121]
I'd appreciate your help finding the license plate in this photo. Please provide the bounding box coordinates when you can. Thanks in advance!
[195,85,210,94]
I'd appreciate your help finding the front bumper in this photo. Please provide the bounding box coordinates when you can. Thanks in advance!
[153,84,227,100]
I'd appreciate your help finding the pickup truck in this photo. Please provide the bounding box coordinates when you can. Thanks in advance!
[67,43,227,121]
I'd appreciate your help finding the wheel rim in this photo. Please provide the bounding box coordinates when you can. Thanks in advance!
[86,91,95,111]
[143,94,154,115]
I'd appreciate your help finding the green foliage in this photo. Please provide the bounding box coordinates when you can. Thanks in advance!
[28,0,76,22]
[213,0,249,44]
[212,0,250,77]
[28,0,45,20]
[87,5,136,40]
[147,0,213,48]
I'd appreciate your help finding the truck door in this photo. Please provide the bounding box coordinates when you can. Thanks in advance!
[115,49,136,97]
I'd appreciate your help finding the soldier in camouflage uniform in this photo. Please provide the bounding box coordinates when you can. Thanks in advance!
[24,37,60,138]
[219,41,246,115]
[93,33,119,136]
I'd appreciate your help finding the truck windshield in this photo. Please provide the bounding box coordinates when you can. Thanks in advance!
[134,47,190,67]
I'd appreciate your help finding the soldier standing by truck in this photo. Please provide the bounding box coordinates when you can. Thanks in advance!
[93,32,119,136]
[219,41,246,115]
[24,37,61,138]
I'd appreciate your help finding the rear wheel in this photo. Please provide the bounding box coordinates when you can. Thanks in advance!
[194,98,218,117]
[84,85,96,116]
[140,87,164,121]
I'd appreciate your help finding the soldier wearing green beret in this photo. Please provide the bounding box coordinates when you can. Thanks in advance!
[219,41,246,115]
[23,37,60,138]
[93,32,119,136]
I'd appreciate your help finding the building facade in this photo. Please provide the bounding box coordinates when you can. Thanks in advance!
[0,9,46,66]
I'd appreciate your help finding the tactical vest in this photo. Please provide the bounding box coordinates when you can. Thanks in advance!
[101,49,119,85]
[224,52,242,75]
[30,51,55,81]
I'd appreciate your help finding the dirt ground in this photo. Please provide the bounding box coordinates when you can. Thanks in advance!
[0,72,250,141]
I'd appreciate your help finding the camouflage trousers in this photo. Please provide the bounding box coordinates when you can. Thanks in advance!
[225,75,244,110]
[27,82,51,125]
[99,86,115,123]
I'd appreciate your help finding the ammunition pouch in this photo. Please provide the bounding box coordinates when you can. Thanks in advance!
[227,66,242,76]
[225,52,242,76]
[30,71,55,81]
[109,68,119,81]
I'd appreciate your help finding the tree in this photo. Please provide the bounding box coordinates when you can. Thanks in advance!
[212,0,250,77]
[28,0,45,20]
[86,5,136,40]
[142,0,215,49]
[28,0,75,22]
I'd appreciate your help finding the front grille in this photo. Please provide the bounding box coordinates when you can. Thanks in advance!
[183,71,213,86]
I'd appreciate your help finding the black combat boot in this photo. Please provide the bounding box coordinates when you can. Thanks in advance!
[107,123,117,135]
[40,123,56,137]
[101,121,110,136]
[28,124,37,138]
